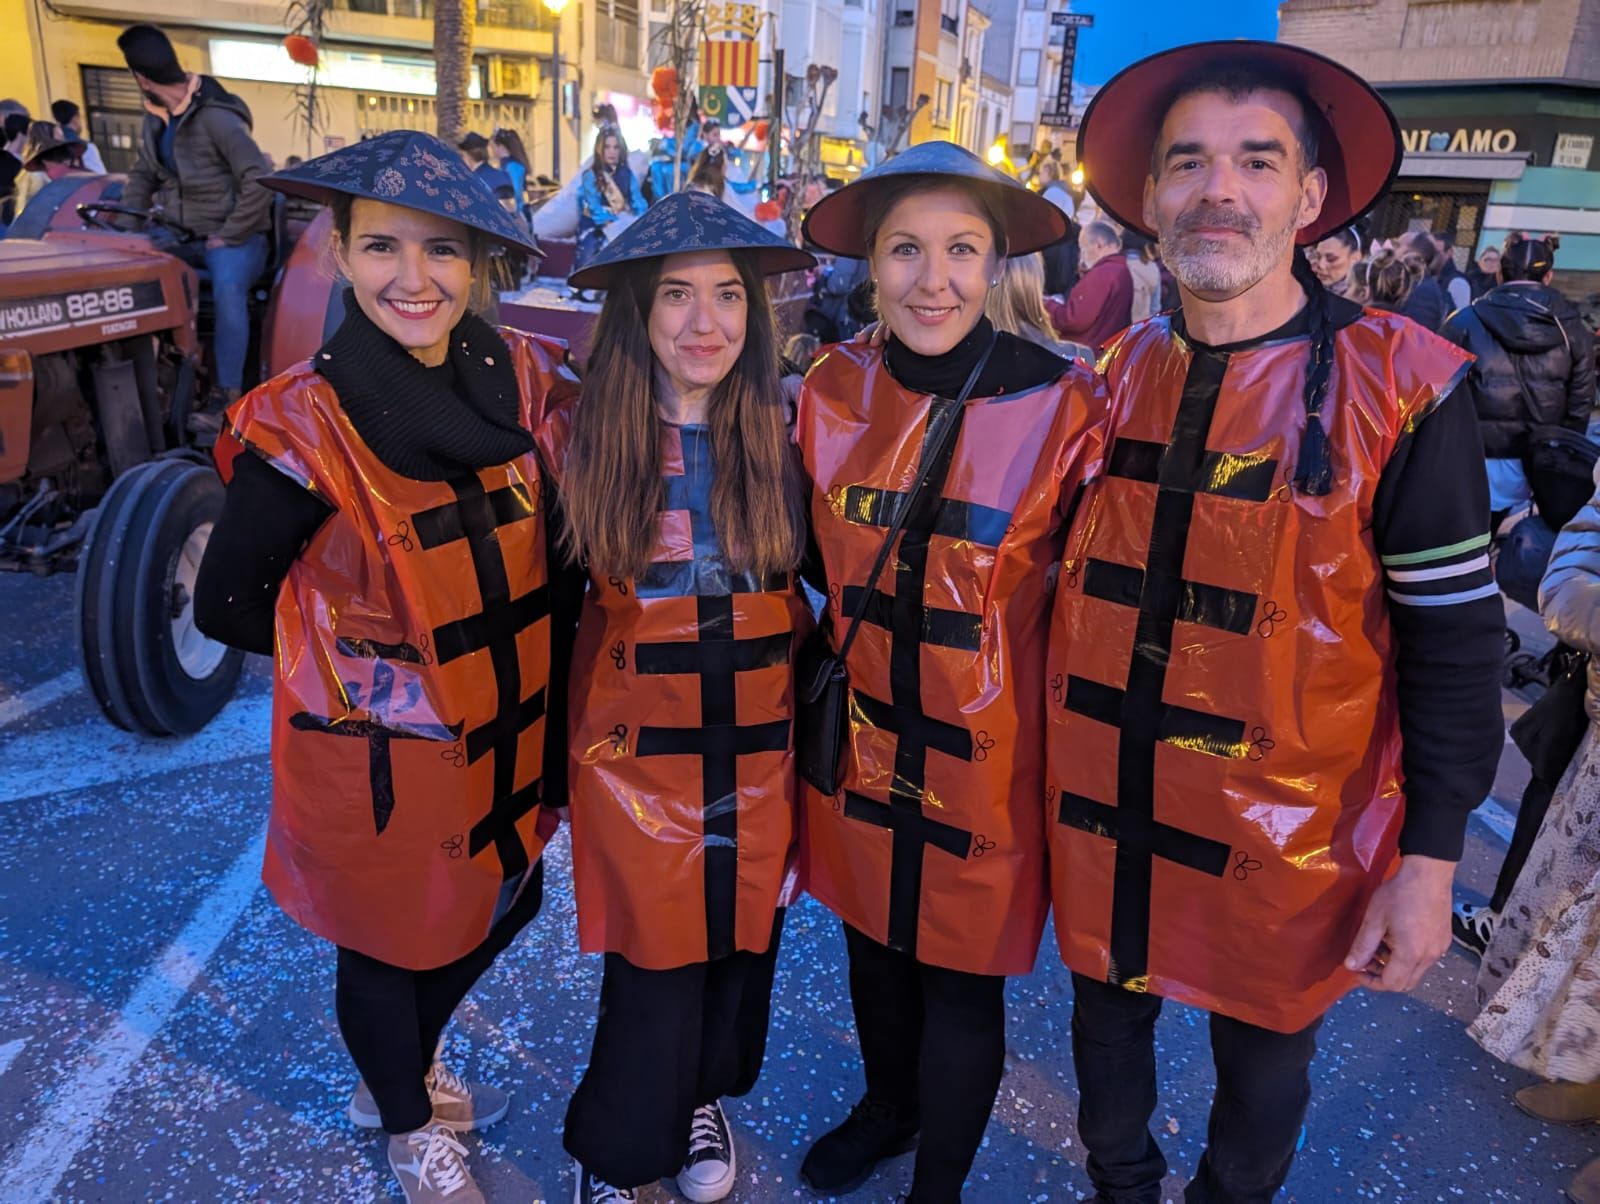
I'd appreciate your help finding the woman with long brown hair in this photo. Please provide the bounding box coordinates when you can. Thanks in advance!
[547,191,814,1204]
[575,123,647,277]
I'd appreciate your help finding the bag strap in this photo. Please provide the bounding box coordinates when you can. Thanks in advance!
[833,332,998,664]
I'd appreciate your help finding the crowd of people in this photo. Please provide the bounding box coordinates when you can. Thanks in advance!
[4,21,1600,1204]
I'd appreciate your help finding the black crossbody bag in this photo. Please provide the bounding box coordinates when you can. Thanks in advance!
[795,336,996,795]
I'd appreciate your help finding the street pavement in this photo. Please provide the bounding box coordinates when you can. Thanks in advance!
[0,569,1592,1203]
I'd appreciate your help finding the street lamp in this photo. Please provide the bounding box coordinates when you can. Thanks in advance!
[544,0,568,182]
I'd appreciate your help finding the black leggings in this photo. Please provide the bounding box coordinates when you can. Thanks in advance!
[334,862,544,1134]
[843,923,1007,1204]
[564,912,785,1187]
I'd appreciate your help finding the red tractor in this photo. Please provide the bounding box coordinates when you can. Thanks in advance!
[1,175,810,736]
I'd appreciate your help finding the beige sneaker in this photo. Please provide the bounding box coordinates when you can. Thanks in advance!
[387,1123,484,1203]
[351,1061,509,1132]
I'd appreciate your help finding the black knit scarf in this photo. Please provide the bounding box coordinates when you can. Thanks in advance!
[314,290,535,481]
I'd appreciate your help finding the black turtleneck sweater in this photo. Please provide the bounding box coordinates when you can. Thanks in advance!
[883,316,1069,399]
[193,303,586,806]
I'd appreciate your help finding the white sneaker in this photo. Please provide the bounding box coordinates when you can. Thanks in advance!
[387,1122,484,1203]
[351,1061,509,1132]
[677,1100,737,1203]
[572,1160,638,1203]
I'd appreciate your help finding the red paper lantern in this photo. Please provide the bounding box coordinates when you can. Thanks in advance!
[284,35,319,68]
[651,66,678,103]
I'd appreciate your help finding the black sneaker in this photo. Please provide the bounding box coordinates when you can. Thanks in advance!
[571,1161,636,1204]
[800,1096,918,1193]
[678,1099,736,1202]
[1452,901,1496,958]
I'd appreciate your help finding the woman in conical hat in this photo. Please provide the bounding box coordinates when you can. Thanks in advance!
[194,129,578,1204]
[793,139,1108,1201]
[552,190,815,1204]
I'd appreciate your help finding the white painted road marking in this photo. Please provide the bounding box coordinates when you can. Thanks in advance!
[1475,797,1518,844]
[0,827,267,1203]
[0,1037,28,1077]
[0,671,82,731]
[0,694,271,804]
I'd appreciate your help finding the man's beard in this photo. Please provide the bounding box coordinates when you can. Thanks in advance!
[1159,203,1299,296]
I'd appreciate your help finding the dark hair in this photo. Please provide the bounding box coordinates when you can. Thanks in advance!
[860,175,1009,257]
[1083,220,1122,250]
[589,126,625,184]
[326,193,493,312]
[687,145,726,201]
[560,250,805,579]
[1405,232,1442,275]
[1319,225,1361,254]
[1501,233,1557,282]
[3,112,28,142]
[1152,62,1322,178]
[491,127,530,170]
[1288,253,1337,495]
[51,99,79,126]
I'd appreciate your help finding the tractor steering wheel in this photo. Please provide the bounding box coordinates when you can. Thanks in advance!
[76,202,196,242]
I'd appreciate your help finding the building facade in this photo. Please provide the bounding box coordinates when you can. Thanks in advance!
[1280,0,1600,284]
[7,0,577,176]
[1005,0,1082,161]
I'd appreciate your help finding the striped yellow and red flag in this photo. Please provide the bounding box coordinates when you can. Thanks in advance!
[700,39,758,89]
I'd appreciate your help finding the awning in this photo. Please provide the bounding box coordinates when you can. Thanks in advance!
[1398,151,1529,181]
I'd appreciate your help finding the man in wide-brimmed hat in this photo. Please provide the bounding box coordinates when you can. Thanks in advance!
[1044,41,1504,1201]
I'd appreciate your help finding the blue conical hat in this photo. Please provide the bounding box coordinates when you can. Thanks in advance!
[261,129,541,255]
[568,191,815,290]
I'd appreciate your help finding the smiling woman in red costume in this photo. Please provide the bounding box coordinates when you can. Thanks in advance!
[549,191,815,1204]
[793,141,1107,1202]
[1048,42,1504,1202]
[193,131,579,1204]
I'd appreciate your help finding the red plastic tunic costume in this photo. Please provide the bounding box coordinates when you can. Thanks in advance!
[797,342,1107,976]
[1046,312,1472,1032]
[540,417,807,971]
[217,329,578,971]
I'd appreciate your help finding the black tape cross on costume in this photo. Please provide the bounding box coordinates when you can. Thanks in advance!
[289,637,461,835]
[412,474,550,899]
[839,397,1015,958]
[1055,354,1280,988]
[633,593,792,960]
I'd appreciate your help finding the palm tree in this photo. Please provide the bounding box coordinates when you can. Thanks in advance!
[435,0,476,144]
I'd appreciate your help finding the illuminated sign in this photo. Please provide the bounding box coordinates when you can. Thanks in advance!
[208,39,483,99]
[1402,127,1520,155]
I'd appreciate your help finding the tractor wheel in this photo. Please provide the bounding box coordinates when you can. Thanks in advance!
[76,460,243,735]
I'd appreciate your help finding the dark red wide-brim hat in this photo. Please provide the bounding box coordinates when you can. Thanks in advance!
[1076,40,1402,246]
